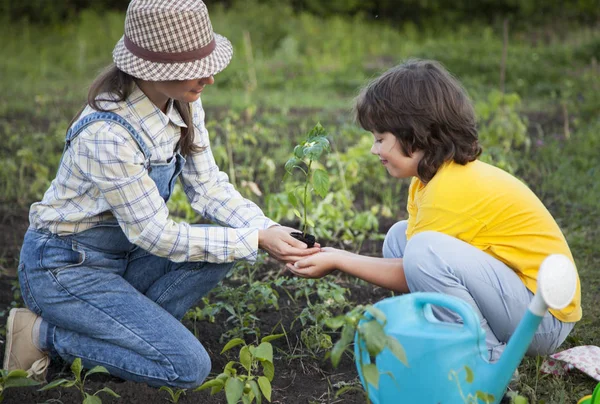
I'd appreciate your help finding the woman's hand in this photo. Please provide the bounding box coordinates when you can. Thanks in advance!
[258,226,320,264]
[286,247,343,278]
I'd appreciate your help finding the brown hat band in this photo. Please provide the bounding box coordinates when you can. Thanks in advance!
[124,35,216,63]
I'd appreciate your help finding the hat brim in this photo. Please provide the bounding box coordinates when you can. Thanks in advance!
[112,33,233,81]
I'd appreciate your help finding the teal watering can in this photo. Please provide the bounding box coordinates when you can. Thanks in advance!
[355,254,578,403]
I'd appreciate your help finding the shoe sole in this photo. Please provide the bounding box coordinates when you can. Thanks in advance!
[3,308,18,371]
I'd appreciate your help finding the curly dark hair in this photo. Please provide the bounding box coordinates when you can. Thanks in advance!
[355,59,482,183]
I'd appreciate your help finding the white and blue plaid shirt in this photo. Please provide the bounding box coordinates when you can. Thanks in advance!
[30,86,277,263]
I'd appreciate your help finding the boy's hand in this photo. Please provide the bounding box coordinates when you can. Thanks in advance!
[286,247,341,278]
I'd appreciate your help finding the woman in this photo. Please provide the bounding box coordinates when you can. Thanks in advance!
[5,0,318,388]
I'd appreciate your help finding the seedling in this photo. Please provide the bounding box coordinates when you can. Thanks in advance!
[40,357,120,404]
[284,123,331,247]
[0,369,40,402]
[449,366,495,404]
[195,334,283,404]
[159,386,187,403]
[326,305,408,404]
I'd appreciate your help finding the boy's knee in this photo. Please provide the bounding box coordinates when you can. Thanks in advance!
[403,231,450,283]
[383,220,408,258]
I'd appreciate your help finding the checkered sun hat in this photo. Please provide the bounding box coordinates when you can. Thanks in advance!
[113,0,233,81]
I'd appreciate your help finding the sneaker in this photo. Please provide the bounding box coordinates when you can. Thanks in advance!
[3,308,50,382]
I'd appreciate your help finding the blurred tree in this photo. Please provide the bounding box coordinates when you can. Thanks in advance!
[2,0,597,26]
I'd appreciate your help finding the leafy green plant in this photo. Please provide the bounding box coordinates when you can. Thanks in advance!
[284,122,331,241]
[0,369,40,402]
[448,365,495,403]
[195,334,283,404]
[159,386,187,403]
[326,305,408,403]
[40,358,120,404]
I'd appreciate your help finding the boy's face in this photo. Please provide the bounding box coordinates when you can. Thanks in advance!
[370,131,423,179]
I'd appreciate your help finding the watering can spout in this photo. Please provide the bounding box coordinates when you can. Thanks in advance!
[494,254,577,391]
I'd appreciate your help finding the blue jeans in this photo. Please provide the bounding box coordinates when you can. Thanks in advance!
[383,221,575,362]
[19,227,233,388]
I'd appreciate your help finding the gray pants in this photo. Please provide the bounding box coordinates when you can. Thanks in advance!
[383,221,575,362]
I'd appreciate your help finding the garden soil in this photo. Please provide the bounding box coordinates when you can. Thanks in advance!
[0,205,394,404]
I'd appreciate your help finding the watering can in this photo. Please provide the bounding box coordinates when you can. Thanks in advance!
[354,254,578,404]
[578,383,600,404]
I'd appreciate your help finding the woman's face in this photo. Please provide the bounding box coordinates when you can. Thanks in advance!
[138,76,215,111]
[155,76,215,103]
[370,131,424,179]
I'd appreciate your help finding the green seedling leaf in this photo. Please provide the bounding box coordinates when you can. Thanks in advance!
[257,376,272,402]
[39,378,71,391]
[261,334,284,343]
[293,145,304,159]
[362,363,380,389]
[95,387,121,398]
[254,342,273,363]
[475,391,495,403]
[365,306,387,323]
[6,370,28,379]
[261,360,275,382]
[325,315,345,330]
[287,191,299,208]
[4,376,40,389]
[71,358,83,382]
[222,338,246,354]
[225,377,244,404]
[83,394,102,404]
[292,209,302,219]
[360,321,387,356]
[224,361,237,376]
[312,169,330,198]
[250,380,262,404]
[160,386,174,395]
[464,365,474,383]
[195,378,225,392]
[306,218,315,228]
[386,336,409,367]
[85,365,110,380]
[240,345,252,372]
[285,157,301,173]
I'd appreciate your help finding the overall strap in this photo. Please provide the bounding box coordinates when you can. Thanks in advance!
[65,111,152,169]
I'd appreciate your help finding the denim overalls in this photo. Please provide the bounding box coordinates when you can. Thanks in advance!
[18,112,233,388]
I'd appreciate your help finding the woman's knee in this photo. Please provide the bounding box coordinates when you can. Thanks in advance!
[169,341,212,388]
[382,220,408,258]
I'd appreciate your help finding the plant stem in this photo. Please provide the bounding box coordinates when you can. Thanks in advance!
[302,160,312,235]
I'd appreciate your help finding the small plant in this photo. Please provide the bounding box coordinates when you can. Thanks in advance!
[195,334,283,404]
[0,369,40,402]
[40,358,120,404]
[284,122,331,247]
[448,365,495,403]
[326,305,408,404]
[159,386,187,403]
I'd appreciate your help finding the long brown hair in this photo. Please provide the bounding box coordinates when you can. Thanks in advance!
[355,59,482,183]
[68,64,201,156]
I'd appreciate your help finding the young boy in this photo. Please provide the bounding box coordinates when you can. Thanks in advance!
[288,59,581,362]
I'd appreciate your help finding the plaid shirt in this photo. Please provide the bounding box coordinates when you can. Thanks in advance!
[30,86,277,263]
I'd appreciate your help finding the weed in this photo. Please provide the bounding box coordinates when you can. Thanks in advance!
[0,369,40,402]
[196,334,283,404]
[40,358,119,404]
[327,305,408,403]
[159,386,186,403]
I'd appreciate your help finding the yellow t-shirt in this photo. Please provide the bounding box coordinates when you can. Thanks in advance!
[406,160,581,323]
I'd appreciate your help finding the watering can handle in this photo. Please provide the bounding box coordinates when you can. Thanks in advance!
[412,293,481,334]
